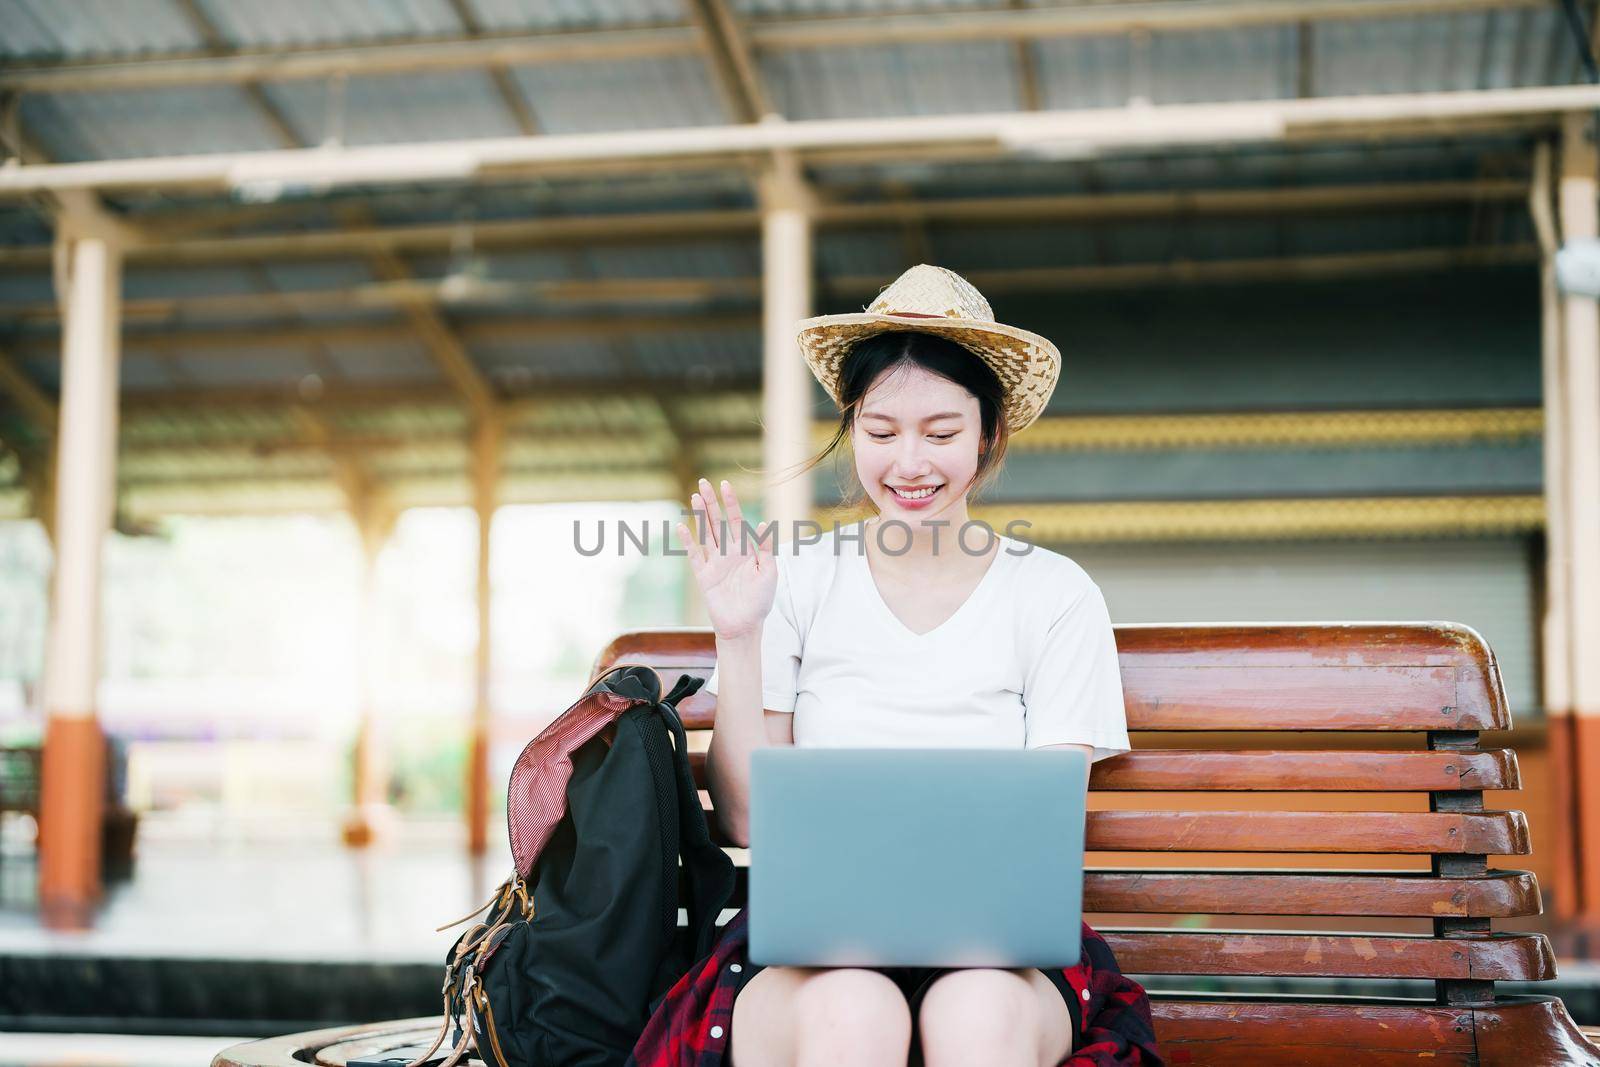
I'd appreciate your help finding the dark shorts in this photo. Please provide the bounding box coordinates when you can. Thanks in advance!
[878,965,1081,1064]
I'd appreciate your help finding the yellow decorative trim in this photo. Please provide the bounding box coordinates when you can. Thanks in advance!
[811,408,1543,453]
[813,496,1546,542]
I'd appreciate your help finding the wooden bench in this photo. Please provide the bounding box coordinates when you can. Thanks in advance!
[215,622,1600,1066]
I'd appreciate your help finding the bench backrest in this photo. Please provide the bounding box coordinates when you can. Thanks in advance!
[592,623,1597,1066]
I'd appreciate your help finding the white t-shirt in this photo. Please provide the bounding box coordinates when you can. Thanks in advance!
[704,521,1130,762]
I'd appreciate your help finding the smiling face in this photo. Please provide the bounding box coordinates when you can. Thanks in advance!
[852,363,985,526]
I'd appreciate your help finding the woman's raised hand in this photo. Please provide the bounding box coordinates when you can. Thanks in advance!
[674,477,778,641]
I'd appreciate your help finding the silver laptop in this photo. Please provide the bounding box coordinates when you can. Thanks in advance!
[747,747,1087,969]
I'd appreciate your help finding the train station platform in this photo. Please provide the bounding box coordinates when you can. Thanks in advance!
[8,810,1600,1064]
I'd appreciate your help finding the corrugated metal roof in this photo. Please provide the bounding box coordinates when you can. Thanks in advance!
[330,404,468,438]
[0,2,1579,514]
[467,0,684,32]
[812,135,1527,200]
[1033,34,1135,109]
[0,0,202,58]
[628,324,762,380]
[1146,27,1298,104]
[118,406,302,446]
[473,335,628,385]
[118,352,179,391]
[672,393,765,434]
[735,0,980,14]
[261,70,523,147]
[122,264,267,300]
[1311,9,1577,95]
[581,238,759,279]
[169,348,325,387]
[762,41,1022,119]
[815,229,909,281]
[119,443,332,481]
[194,0,462,50]
[507,55,729,133]
[321,340,441,384]
[21,87,285,161]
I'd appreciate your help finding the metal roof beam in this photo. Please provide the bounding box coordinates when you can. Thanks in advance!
[13,313,762,357]
[0,180,1534,268]
[0,244,1542,326]
[117,378,761,414]
[0,1,1547,94]
[446,0,541,135]
[1,85,1592,197]
[171,0,304,149]
[367,250,497,419]
[686,0,773,124]
[1009,0,1044,112]
[286,402,394,529]
[0,343,58,436]
[751,0,1548,48]
[110,406,1542,462]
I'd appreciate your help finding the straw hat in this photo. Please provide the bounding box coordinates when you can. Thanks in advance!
[796,264,1061,435]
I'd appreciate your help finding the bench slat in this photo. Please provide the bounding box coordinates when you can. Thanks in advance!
[1101,930,1555,980]
[688,749,1520,792]
[702,868,1540,918]
[1083,809,1529,854]
[664,680,1494,732]
[592,622,1509,733]
[1120,665,1494,731]
[1151,999,1476,1066]
[1083,869,1540,917]
[704,809,1530,854]
[1089,748,1518,790]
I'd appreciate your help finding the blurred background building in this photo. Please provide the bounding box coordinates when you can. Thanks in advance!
[3,0,1600,1054]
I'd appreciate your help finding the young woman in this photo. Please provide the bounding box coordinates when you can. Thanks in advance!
[657,265,1150,1067]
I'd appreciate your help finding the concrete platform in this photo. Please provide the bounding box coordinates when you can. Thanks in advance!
[7,810,1600,1044]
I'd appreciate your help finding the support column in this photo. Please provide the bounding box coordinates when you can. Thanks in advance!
[676,459,709,625]
[1532,139,1580,916]
[341,505,396,848]
[759,153,816,535]
[1559,114,1600,915]
[38,233,121,929]
[467,416,501,855]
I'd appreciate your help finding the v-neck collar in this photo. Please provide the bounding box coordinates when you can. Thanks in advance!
[855,523,1009,640]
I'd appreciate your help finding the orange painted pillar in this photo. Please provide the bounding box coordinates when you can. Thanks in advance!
[468,416,500,855]
[38,233,122,929]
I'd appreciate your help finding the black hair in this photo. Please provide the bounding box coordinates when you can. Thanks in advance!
[779,330,1011,513]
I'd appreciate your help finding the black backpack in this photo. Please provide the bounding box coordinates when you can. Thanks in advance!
[413,665,736,1067]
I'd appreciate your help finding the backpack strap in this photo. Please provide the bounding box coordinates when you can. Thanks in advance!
[661,672,705,710]
[657,674,736,959]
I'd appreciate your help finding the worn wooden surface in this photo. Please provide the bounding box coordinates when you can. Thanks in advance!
[1100,930,1555,980]
[206,623,1577,1066]
[688,747,1522,792]
[698,867,1542,918]
[216,998,1595,1067]
[591,622,1509,733]
[1148,999,1478,1065]
[1080,868,1540,917]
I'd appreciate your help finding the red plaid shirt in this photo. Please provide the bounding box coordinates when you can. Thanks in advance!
[628,909,1163,1067]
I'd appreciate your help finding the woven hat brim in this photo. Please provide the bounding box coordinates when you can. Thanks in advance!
[795,312,1061,435]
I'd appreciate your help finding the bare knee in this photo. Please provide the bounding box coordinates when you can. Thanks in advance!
[917,969,1039,1067]
[730,966,911,1067]
[792,968,912,1067]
